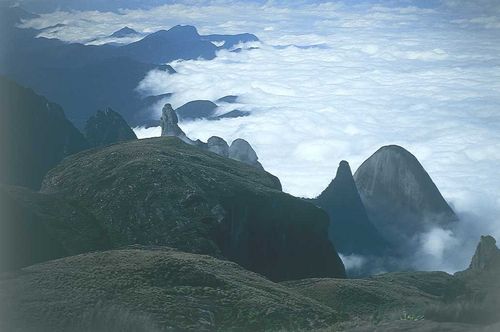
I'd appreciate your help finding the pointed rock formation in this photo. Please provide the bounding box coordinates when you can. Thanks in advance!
[207,136,229,157]
[468,235,500,271]
[84,108,137,148]
[314,161,389,255]
[229,139,263,169]
[354,145,458,244]
[159,104,263,169]
[160,104,193,144]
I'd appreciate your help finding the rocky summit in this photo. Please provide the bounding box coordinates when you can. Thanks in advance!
[314,160,389,257]
[354,145,458,246]
[40,137,345,281]
[84,107,137,148]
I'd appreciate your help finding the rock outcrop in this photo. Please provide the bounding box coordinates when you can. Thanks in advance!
[229,138,263,169]
[40,137,345,281]
[160,104,261,168]
[160,103,193,144]
[354,145,458,245]
[314,161,388,256]
[84,107,137,148]
[468,235,500,271]
[207,136,229,157]
[0,76,88,189]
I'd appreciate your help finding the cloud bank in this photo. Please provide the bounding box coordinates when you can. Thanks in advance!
[21,1,500,272]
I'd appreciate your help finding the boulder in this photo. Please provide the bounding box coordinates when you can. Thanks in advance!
[207,136,229,157]
[229,138,263,169]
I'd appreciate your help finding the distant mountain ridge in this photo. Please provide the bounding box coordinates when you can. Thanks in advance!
[109,26,138,38]
[0,7,259,127]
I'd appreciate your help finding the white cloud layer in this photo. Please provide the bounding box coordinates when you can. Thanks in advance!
[22,1,500,272]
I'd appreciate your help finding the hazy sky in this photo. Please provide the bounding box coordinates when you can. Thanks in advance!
[17,0,500,272]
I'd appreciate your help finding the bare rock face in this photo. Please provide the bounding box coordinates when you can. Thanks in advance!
[314,160,389,256]
[159,104,262,169]
[468,235,500,271]
[207,136,229,157]
[229,138,263,169]
[354,145,457,246]
[160,104,193,144]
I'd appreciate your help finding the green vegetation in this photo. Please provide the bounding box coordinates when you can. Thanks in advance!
[0,247,341,331]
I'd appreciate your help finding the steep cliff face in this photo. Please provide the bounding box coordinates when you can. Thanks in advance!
[353,145,457,245]
[41,137,345,281]
[468,235,500,271]
[0,76,88,189]
[314,161,389,256]
[84,107,137,147]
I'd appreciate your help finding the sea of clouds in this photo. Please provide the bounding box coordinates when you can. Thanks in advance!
[21,0,500,273]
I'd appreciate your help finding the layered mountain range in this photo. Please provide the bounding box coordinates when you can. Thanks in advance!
[0,6,257,127]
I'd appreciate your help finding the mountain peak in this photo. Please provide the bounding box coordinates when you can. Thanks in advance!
[110,26,138,38]
[469,235,500,271]
[354,144,457,243]
[169,24,199,34]
[315,160,388,258]
[84,108,137,148]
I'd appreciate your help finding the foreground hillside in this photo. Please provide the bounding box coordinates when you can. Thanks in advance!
[1,236,499,331]
[0,247,340,332]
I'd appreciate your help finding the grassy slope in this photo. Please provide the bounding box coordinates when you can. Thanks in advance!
[0,247,341,332]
